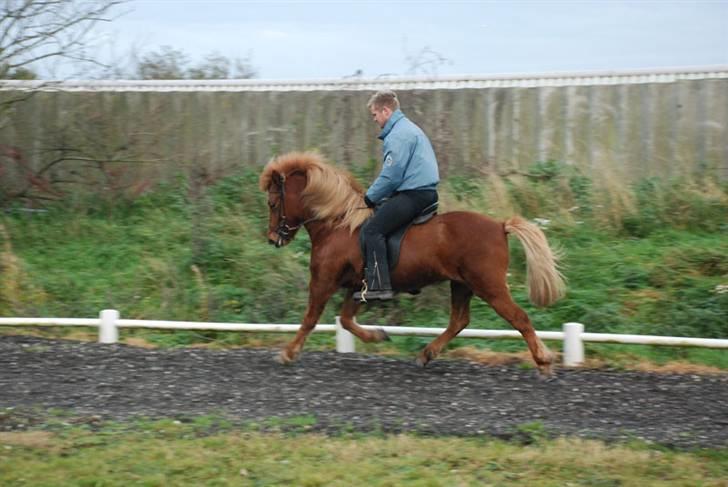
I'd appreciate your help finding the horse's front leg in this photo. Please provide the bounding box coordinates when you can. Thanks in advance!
[278,277,338,364]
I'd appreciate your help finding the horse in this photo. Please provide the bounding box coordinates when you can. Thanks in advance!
[259,151,566,376]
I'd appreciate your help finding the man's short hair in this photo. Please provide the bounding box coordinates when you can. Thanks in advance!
[367,90,400,111]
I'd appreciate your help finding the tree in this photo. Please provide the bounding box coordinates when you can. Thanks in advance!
[188,52,256,80]
[136,46,189,80]
[136,46,256,80]
[404,45,453,76]
[0,65,36,79]
[8,66,36,79]
[0,0,124,79]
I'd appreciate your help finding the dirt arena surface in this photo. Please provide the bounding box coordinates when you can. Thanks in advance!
[1,335,726,448]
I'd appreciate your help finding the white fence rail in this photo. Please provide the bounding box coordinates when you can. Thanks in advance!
[1,310,727,367]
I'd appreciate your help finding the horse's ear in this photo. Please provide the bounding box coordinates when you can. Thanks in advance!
[287,170,308,190]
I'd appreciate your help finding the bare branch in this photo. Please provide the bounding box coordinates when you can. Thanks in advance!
[0,0,125,78]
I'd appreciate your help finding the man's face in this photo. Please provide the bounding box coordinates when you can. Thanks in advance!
[370,105,392,129]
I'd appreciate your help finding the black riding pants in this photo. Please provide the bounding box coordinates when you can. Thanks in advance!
[361,189,438,289]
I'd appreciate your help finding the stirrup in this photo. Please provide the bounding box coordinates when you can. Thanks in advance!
[353,280,394,302]
[363,289,394,301]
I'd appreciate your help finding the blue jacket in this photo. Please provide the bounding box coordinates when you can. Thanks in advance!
[365,110,439,204]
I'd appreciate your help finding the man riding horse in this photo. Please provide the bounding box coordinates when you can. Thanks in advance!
[355,90,440,301]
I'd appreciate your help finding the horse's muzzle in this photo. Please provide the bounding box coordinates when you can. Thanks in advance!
[268,233,288,248]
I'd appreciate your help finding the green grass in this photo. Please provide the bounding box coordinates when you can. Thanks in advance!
[0,417,726,486]
[1,164,726,368]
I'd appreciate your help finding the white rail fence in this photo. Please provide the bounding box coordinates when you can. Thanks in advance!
[1,310,727,367]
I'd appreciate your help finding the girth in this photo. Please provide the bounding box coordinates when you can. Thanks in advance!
[359,202,438,270]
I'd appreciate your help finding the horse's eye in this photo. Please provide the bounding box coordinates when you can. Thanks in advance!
[268,200,278,209]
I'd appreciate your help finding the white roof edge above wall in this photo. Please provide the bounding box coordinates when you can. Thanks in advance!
[2,65,727,92]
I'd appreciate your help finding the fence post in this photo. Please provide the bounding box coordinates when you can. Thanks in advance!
[99,309,119,344]
[335,315,355,353]
[563,322,584,366]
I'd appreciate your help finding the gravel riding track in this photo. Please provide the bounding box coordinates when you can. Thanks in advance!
[1,335,726,448]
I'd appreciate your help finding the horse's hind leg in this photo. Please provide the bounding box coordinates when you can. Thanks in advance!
[338,290,390,343]
[416,281,473,367]
[476,284,555,377]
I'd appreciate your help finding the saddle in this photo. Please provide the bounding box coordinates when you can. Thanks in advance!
[358,201,438,270]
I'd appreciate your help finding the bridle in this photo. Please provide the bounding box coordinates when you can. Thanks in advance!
[271,174,317,246]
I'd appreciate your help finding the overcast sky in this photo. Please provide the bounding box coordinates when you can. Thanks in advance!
[88,0,728,79]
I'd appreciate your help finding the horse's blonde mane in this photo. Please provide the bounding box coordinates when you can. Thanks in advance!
[259,151,372,232]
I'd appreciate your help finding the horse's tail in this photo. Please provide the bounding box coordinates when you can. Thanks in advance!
[504,216,566,307]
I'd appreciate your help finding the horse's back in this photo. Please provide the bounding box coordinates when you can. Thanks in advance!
[422,211,506,246]
[395,211,509,282]
[438,210,504,231]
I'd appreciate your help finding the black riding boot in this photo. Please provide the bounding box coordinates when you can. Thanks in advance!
[354,244,393,302]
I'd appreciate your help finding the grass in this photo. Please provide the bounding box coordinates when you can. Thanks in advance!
[0,417,726,486]
[1,162,726,369]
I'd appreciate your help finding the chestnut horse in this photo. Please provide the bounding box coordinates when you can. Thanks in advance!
[260,152,566,376]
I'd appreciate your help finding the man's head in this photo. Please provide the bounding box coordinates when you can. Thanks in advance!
[367,90,400,129]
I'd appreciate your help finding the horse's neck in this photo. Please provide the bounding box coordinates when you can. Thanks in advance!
[304,220,335,246]
[305,219,356,249]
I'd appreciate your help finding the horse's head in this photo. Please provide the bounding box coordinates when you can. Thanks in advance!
[260,151,373,246]
[264,170,308,247]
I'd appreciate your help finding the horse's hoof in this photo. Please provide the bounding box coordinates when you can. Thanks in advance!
[415,349,434,368]
[276,350,295,365]
[377,328,391,342]
[536,365,558,382]
[538,373,563,384]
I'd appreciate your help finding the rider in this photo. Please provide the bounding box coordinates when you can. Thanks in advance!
[354,90,440,302]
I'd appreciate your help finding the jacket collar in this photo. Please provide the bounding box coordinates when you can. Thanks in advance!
[378,109,405,140]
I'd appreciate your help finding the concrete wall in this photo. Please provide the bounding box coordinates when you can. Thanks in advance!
[1,76,726,196]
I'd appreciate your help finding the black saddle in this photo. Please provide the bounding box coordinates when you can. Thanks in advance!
[359,202,438,270]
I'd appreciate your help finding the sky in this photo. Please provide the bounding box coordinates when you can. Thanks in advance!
[85,0,728,80]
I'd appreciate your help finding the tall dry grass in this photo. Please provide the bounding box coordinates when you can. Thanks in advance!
[0,221,49,315]
[442,155,726,236]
